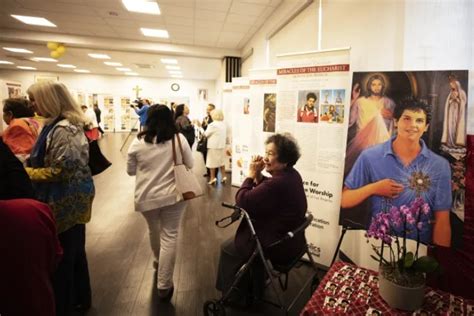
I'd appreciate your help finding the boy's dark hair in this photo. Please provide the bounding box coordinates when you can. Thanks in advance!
[394,97,432,124]
[306,92,317,101]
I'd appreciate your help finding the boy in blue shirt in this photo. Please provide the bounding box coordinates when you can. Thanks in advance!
[342,98,452,247]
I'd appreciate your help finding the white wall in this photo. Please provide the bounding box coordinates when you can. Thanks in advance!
[0,70,216,123]
[238,0,473,269]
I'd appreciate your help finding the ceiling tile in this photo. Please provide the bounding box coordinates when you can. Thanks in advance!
[221,22,251,33]
[225,13,258,25]
[196,0,232,12]
[194,20,223,30]
[159,5,194,19]
[230,2,267,16]
[195,9,227,22]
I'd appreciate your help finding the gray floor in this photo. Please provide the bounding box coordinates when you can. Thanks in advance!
[84,133,319,316]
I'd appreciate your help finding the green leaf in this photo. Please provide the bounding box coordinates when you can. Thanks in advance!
[413,256,439,273]
[404,252,415,268]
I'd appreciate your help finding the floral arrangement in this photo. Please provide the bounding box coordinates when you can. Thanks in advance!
[366,197,439,287]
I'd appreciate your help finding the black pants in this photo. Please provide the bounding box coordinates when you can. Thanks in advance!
[216,239,265,305]
[54,224,91,316]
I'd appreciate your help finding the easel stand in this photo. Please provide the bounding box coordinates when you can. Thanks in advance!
[120,119,139,152]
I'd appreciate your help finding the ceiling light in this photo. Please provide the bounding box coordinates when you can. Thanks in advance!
[166,65,180,70]
[11,15,56,27]
[31,57,57,62]
[169,70,182,75]
[88,53,111,59]
[160,58,177,64]
[122,0,160,15]
[125,72,139,76]
[116,67,132,71]
[17,66,37,70]
[57,64,76,68]
[3,47,33,54]
[74,69,91,73]
[0,60,14,65]
[104,62,122,66]
[171,75,183,78]
[141,28,169,38]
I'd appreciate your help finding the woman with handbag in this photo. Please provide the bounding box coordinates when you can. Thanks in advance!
[25,81,95,316]
[127,104,193,301]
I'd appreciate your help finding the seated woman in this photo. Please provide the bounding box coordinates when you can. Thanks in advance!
[216,133,307,302]
[1,98,41,163]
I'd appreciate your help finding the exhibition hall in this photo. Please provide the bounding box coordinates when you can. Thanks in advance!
[0,0,473,315]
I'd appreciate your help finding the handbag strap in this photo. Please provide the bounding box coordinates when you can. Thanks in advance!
[171,134,185,166]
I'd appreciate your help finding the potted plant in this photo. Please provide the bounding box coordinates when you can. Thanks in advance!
[366,197,439,311]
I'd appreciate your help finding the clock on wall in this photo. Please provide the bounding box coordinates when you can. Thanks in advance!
[171,83,180,91]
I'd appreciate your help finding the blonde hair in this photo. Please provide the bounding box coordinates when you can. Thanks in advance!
[211,109,224,121]
[27,81,86,125]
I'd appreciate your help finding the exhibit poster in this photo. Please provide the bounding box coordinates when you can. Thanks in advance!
[230,77,251,186]
[5,81,22,98]
[341,70,469,249]
[249,68,277,155]
[77,92,85,106]
[276,48,352,266]
[103,95,115,132]
[222,82,233,171]
[120,96,132,131]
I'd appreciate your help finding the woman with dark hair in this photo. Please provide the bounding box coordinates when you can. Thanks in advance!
[2,98,41,162]
[127,104,193,301]
[215,133,307,303]
[174,103,195,147]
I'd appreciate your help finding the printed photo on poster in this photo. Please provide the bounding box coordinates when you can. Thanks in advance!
[263,93,276,132]
[340,71,469,249]
[243,97,250,114]
[6,82,22,98]
[320,89,345,123]
[198,89,208,101]
[297,90,319,123]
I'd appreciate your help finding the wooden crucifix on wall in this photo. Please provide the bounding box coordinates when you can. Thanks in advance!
[133,85,142,99]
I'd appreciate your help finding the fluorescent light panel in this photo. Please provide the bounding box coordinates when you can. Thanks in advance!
[88,53,111,59]
[74,69,90,73]
[57,64,76,68]
[17,66,36,70]
[165,65,180,70]
[32,57,57,62]
[122,0,160,15]
[141,28,169,38]
[125,72,139,76]
[3,47,33,54]
[11,15,56,27]
[0,60,14,64]
[116,67,132,71]
[104,62,122,66]
[160,58,177,64]
[168,70,182,75]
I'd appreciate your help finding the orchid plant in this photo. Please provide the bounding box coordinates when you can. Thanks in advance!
[366,197,439,287]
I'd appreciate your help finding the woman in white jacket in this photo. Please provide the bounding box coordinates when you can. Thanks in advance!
[127,104,193,301]
[204,109,227,185]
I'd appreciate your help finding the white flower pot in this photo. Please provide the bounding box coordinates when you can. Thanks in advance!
[378,272,425,311]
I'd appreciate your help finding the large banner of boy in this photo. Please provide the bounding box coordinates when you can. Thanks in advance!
[340,70,468,248]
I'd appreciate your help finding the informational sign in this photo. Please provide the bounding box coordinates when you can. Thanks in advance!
[276,48,352,267]
[120,97,132,131]
[222,82,233,171]
[230,77,251,186]
[103,95,115,132]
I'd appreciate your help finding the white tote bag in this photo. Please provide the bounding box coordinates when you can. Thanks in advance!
[172,134,203,200]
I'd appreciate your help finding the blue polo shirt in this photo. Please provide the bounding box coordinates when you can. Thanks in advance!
[135,105,149,126]
[344,137,452,244]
